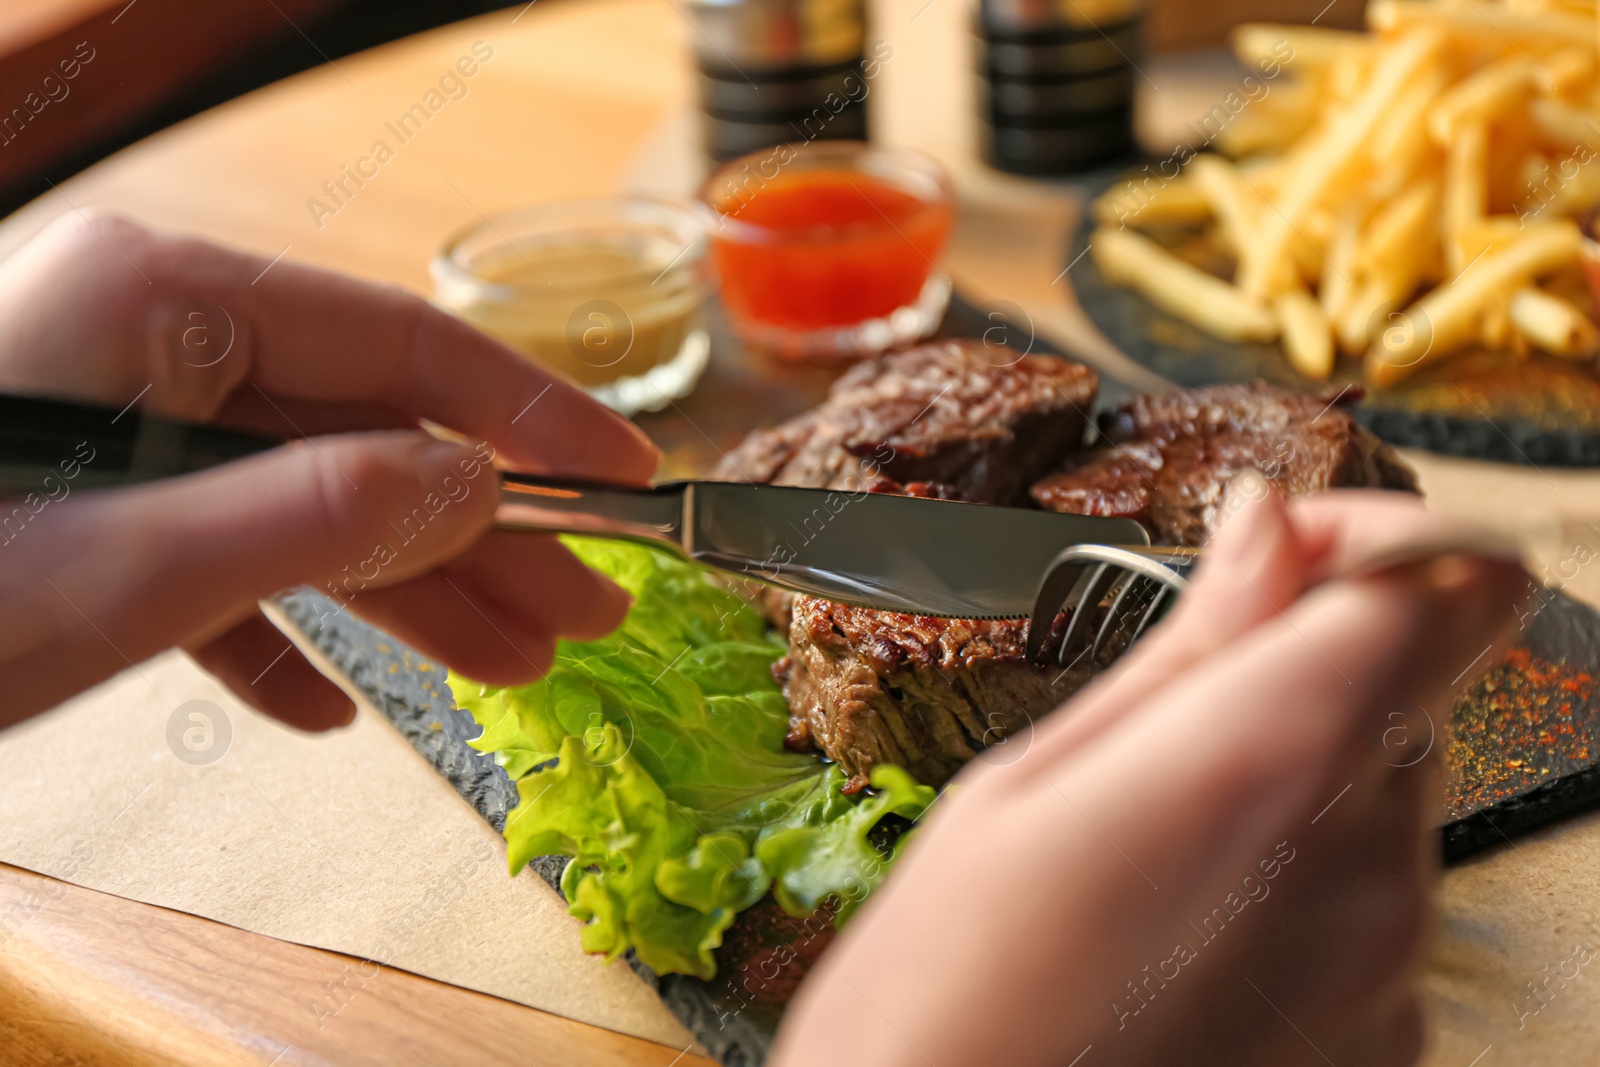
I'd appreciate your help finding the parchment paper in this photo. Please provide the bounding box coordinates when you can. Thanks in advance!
[0,650,693,1049]
[1426,808,1600,1064]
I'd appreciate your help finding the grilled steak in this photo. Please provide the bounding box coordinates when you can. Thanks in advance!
[1032,382,1418,545]
[778,603,1087,789]
[732,354,1418,790]
[715,339,1097,505]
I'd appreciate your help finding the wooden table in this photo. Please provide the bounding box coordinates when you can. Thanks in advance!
[7,0,1600,1064]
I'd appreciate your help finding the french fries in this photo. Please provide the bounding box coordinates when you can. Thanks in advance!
[1428,58,1533,145]
[1239,29,1445,300]
[1276,290,1336,378]
[1359,176,1441,285]
[1231,25,1370,72]
[1320,204,1366,330]
[1367,67,1448,199]
[1444,123,1488,276]
[1527,97,1600,151]
[1091,176,1212,229]
[1365,222,1583,385]
[1091,228,1280,343]
[1189,154,1283,292]
[1368,0,1594,45]
[1087,0,1600,389]
[1511,285,1600,356]
[1215,80,1322,157]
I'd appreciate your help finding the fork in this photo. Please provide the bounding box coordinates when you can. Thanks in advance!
[1026,544,1199,667]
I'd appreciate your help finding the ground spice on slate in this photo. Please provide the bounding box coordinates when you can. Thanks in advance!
[1445,648,1597,823]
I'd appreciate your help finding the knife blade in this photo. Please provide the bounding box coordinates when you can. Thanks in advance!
[0,391,1150,618]
[498,475,1150,619]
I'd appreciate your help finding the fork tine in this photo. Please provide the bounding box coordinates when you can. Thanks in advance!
[1032,562,1105,666]
[1026,559,1087,662]
[1055,562,1122,665]
[1128,582,1174,644]
[1029,545,1196,665]
[1091,570,1146,663]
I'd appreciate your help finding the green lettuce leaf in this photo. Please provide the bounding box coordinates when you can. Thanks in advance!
[452,538,934,979]
[758,763,933,923]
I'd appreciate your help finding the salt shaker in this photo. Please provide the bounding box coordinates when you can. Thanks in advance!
[684,0,875,161]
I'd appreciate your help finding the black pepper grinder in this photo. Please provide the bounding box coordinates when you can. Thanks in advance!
[685,0,874,162]
[977,0,1141,175]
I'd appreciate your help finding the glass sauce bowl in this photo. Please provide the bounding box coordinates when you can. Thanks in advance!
[432,198,709,415]
[699,140,956,360]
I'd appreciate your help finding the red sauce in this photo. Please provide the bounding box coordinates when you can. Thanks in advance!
[709,170,954,330]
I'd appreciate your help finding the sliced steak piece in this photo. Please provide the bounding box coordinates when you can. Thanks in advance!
[1024,440,1162,525]
[776,601,1085,790]
[1032,383,1418,545]
[715,339,1097,505]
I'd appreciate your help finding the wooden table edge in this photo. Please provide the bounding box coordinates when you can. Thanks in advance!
[0,861,716,1066]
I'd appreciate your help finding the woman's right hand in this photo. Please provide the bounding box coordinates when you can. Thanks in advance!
[771,483,1526,1067]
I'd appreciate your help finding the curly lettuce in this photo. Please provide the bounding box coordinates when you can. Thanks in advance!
[452,538,934,979]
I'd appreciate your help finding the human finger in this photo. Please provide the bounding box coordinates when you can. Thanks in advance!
[1284,490,1523,583]
[0,213,660,483]
[328,570,561,688]
[304,532,631,692]
[0,432,506,724]
[186,611,355,730]
[1037,551,1526,897]
[428,530,633,645]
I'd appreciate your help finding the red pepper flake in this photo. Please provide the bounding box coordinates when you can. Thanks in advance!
[1446,649,1600,822]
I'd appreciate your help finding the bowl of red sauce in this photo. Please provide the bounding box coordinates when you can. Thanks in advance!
[698,140,956,359]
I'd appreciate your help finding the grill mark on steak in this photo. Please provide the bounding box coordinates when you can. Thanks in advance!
[730,350,1420,790]
[1033,382,1418,545]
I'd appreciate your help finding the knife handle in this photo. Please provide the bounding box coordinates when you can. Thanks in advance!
[497,474,686,547]
[0,391,690,546]
[0,391,283,493]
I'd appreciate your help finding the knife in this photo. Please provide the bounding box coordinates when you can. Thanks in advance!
[0,392,1151,618]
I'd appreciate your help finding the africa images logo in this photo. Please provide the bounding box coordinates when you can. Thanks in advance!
[166,699,232,766]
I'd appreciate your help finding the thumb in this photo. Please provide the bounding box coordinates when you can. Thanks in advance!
[0,431,498,720]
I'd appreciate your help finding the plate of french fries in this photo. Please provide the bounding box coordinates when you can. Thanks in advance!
[1079,0,1600,464]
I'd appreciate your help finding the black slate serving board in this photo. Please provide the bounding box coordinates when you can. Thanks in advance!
[276,295,1600,1065]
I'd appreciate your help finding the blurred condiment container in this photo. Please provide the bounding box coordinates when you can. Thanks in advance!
[977,0,1141,175]
[685,0,873,161]
[699,140,954,359]
[432,199,709,416]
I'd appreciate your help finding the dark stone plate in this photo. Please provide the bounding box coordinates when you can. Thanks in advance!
[274,294,1600,1064]
[1068,185,1600,466]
